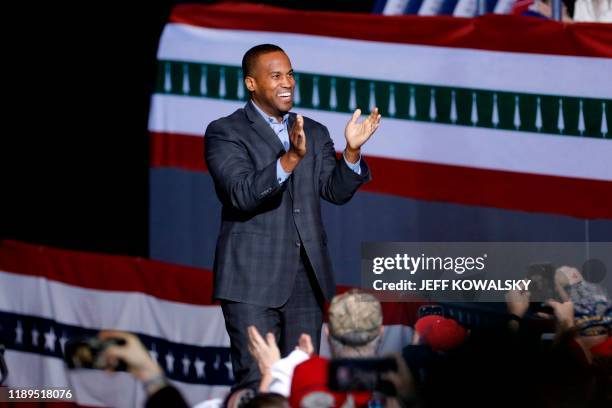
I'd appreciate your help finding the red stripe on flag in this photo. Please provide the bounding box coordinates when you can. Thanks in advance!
[0,241,421,325]
[168,3,612,58]
[0,240,216,306]
[150,131,206,172]
[150,131,612,219]
[363,156,612,220]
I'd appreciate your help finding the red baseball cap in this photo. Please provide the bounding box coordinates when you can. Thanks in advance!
[415,315,467,352]
[290,356,371,407]
[590,337,612,358]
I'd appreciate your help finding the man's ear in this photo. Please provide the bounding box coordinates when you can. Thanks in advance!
[245,76,256,92]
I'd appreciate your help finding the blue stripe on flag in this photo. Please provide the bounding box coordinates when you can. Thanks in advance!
[0,311,233,386]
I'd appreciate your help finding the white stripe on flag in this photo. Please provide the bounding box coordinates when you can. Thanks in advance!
[149,95,612,181]
[0,270,229,347]
[2,270,413,408]
[158,24,612,99]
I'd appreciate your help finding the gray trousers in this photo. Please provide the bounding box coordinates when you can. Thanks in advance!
[221,249,325,391]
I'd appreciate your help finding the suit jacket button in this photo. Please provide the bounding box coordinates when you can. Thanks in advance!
[295,240,301,247]
[293,209,300,214]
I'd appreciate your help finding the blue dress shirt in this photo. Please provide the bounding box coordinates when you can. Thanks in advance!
[250,100,361,185]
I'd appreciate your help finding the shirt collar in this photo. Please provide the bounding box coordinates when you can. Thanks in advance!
[250,100,289,126]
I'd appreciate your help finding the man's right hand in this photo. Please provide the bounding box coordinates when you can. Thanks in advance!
[289,114,306,157]
[280,114,305,173]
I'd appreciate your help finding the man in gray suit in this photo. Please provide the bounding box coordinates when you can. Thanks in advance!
[204,44,381,390]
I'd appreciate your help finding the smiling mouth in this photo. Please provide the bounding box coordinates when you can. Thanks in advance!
[277,92,292,101]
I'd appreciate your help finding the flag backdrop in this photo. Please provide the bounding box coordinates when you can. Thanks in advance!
[0,241,415,406]
[150,2,612,287]
[2,3,612,407]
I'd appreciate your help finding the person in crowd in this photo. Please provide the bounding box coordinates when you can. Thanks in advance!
[242,392,290,408]
[514,0,574,19]
[248,289,416,407]
[401,313,468,388]
[98,330,189,408]
[248,329,313,395]
[554,265,611,337]
[411,314,467,352]
[98,330,293,408]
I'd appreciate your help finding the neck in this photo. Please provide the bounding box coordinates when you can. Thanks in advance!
[251,99,284,123]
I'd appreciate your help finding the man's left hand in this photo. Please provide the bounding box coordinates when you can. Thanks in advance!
[344,107,381,154]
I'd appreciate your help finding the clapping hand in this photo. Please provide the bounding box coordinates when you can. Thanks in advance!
[344,107,381,153]
[289,114,306,158]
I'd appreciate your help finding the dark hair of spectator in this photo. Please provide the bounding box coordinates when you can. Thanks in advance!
[242,44,285,79]
[242,392,288,408]
[582,259,607,283]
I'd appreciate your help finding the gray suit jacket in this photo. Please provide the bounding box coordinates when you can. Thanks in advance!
[204,101,370,307]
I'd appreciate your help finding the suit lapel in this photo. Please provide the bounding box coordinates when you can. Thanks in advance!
[245,101,295,200]
[245,101,285,155]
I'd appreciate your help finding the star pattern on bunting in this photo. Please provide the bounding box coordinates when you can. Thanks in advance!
[44,327,57,351]
[4,316,234,384]
[182,354,191,376]
[15,321,24,344]
[194,357,206,379]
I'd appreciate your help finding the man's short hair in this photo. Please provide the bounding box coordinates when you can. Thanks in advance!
[328,289,383,346]
[242,44,285,78]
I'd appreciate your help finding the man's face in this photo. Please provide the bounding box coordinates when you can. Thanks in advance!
[246,51,295,120]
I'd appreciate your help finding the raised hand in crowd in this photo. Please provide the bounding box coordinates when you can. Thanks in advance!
[505,290,531,318]
[545,300,575,332]
[295,333,314,356]
[381,354,418,408]
[247,325,281,392]
[98,330,189,408]
[99,330,163,386]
